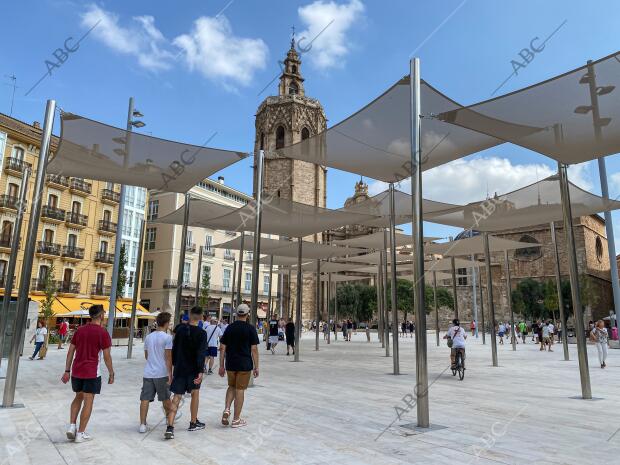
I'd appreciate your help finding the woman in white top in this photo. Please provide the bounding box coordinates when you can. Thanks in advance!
[591,320,610,369]
[29,320,47,360]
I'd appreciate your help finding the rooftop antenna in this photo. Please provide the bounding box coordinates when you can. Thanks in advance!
[4,74,17,116]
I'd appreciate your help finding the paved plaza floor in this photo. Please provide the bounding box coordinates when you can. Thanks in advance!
[1,331,620,465]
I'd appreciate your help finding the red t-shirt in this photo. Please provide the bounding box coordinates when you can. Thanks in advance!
[59,321,68,335]
[71,324,112,379]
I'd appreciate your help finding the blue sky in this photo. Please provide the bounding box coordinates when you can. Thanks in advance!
[3,0,620,245]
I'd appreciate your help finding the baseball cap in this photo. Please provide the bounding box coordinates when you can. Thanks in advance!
[236,304,250,316]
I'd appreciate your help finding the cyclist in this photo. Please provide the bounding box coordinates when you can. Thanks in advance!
[444,319,467,370]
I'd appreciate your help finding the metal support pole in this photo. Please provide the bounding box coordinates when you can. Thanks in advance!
[479,273,486,344]
[584,60,620,321]
[377,261,384,347]
[236,232,245,308]
[388,185,399,373]
[483,233,498,367]
[127,219,145,359]
[277,259,283,318]
[504,250,516,351]
[382,229,390,357]
[450,255,459,320]
[0,166,30,365]
[433,271,439,347]
[107,97,135,336]
[471,254,478,338]
[327,273,331,344]
[294,238,303,362]
[174,193,191,325]
[550,221,569,361]
[195,245,203,307]
[315,260,320,351]
[3,99,55,408]
[334,281,338,340]
[230,259,237,322]
[267,255,274,314]
[558,161,591,399]
[250,150,265,327]
[410,58,429,428]
[287,267,292,320]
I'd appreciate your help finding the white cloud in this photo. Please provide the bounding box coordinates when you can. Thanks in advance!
[173,16,268,87]
[297,0,364,70]
[368,156,593,204]
[81,4,268,88]
[610,171,620,198]
[81,4,173,71]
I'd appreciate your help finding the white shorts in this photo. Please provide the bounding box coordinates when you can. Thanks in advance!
[269,336,279,344]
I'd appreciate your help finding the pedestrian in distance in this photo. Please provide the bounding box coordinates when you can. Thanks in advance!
[58,318,69,349]
[29,320,47,360]
[61,305,114,443]
[285,317,295,356]
[591,320,609,368]
[205,317,223,374]
[219,304,259,428]
[139,311,173,433]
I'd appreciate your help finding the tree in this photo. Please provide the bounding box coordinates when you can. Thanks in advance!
[425,285,454,314]
[39,263,57,357]
[512,278,545,320]
[117,243,127,297]
[199,267,210,307]
[332,282,376,322]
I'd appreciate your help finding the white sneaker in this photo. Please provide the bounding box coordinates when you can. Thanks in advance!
[139,424,148,433]
[66,424,76,440]
[74,431,92,443]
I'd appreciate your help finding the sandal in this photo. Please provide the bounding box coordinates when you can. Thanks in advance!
[221,409,231,426]
[231,418,247,428]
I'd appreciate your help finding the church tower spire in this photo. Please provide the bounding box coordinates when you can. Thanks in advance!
[278,37,305,97]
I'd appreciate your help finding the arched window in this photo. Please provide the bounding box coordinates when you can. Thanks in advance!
[596,236,604,262]
[301,127,310,140]
[514,235,542,260]
[289,82,298,95]
[1,220,13,243]
[291,65,297,74]
[259,132,265,150]
[275,126,285,149]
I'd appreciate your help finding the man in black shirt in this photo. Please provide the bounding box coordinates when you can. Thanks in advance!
[165,306,208,439]
[285,318,295,356]
[268,314,280,354]
[218,304,259,428]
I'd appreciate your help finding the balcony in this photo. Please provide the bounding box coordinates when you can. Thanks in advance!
[202,247,215,257]
[185,242,196,253]
[0,236,18,251]
[46,174,69,189]
[223,251,235,261]
[41,205,66,224]
[0,195,25,212]
[101,188,120,205]
[163,279,196,291]
[57,281,80,295]
[36,241,61,257]
[61,245,84,261]
[98,220,117,236]
[65,211,88,228]
[94,251,114,265]
[69,178,92,196]
[31,278,54,293]
[91,284,111,297]
[4,157,32,176]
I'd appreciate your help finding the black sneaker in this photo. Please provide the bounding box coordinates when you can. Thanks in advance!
[164,426,174,440]
[188,420,205,431]
[207,369,213,375]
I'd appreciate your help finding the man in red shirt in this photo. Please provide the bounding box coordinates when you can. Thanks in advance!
[57,318,69,349]
[61,305,114,443]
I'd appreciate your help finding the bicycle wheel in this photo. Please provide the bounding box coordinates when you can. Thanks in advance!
[457,352,465,380]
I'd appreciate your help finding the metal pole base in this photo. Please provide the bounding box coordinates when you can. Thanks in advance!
[0,403,25,409]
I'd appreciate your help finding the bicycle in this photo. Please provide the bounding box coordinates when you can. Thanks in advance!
[451,348,465,380]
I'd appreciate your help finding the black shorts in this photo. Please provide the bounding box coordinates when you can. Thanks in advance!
[170,374,202,395]
[71,376,102,394]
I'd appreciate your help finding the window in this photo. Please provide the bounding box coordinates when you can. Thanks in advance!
[244,272,251,291]
[263,274,270,293]
[43,228,54,243]
[136,188,146,209]
[0,132,7,170]
[125,186,135,206]
[259,132,265,150]
[127,271,135,297]
[48,193,58,208]
[105,181,114,191]
[145,227,157,250]
[122,210,133,235]
[96,272,105,289]
[38,265,49,283]
[596,236,604,262]
[100,240,108,253]
[7,183,19,199]
[130,241,137,267]
[141,261,153,288]
[135,213,144,235]
[147,199,159,220]
[183,262,191,285]
[62,268,73,286]
[0,259,7,283]
[289,82,298,95]
[275,126,285,150]
[186,231,193,246]
[11,146,24,160]
[1,220,13,243]
[246,251,253,261]
[205,234,213,251]
[103,209,111,222]
[457,268,468,286]
[291,64,297,74]
[514,235,542,260]
[223,268,231,290]
[67,233,77,248]
[301,127,310,140]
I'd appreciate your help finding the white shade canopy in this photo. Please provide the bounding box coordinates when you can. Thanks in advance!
[320,274,372,282]
[425,257,480,272]
[274,79,504,182]
[342,250,414,265]
[437,51,620,165]
[153,196,378,237]
[425,175,620,232]
[294,261,370,273]
[49,113,248,193]
[425,235,537,257]
[333,230,440,248]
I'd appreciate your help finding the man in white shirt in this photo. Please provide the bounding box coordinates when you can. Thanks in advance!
[205,318,223,375]
[139,312,173,433]
[444,319,467,369]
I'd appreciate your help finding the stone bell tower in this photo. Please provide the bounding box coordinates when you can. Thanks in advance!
[254,38,327,320]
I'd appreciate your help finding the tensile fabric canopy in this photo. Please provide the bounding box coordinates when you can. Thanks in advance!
[333,230,440,248]
[425,235,537,257]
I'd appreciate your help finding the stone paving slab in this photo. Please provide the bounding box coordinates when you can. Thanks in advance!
[1,332,620,465]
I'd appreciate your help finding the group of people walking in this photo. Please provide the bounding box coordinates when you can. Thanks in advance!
[60,303,262,443]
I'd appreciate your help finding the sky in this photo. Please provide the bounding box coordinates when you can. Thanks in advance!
[2,0,620,245]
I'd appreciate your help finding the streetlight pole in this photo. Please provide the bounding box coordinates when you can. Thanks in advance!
[550,221,569,361]
[174,193,191,325]
[294,238,303,362]
[249,150,265,327]
[127,219,145,359]
[389,184,399,374]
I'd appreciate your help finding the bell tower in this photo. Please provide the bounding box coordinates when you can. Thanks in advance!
[254,38,327,319]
